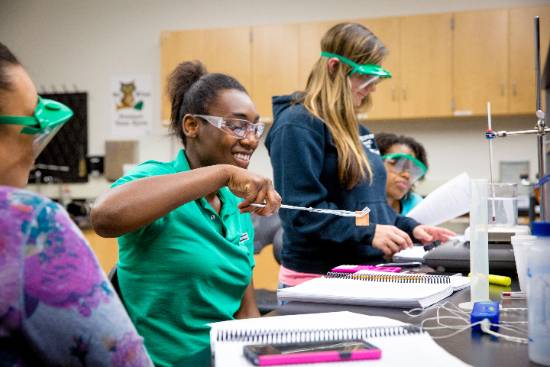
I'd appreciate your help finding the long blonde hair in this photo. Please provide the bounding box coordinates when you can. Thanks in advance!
[301,23,387,189]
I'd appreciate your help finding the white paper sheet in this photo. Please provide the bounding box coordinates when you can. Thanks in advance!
[392,246,428,261]
[407,172,471,226]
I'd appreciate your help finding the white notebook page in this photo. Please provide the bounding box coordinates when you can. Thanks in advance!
[277,277,453,308]
[210,312,469,367]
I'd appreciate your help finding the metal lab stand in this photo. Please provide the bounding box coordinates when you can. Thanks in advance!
[488,16,549,221]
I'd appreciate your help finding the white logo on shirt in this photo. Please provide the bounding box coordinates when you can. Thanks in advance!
[240,232,249,243]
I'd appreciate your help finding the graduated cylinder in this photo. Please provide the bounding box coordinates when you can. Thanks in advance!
[470,179,490,303]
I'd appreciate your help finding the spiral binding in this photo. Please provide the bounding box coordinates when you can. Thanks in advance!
[214,325,422,344]
[325,272,451,284]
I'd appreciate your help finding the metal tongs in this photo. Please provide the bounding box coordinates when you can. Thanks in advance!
[249,203,370,218]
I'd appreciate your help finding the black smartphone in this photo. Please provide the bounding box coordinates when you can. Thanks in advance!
[243,339,381,366]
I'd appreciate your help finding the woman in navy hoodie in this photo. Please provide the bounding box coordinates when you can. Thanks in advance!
[265,23,454,287]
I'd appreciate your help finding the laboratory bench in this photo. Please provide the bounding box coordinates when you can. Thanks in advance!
[172,273,533,367]
[268,275,533,367]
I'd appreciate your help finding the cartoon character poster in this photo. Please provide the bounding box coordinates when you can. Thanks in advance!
[111,75,152,137]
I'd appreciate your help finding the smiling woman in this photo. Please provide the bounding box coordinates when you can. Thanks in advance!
[90,60,281,366]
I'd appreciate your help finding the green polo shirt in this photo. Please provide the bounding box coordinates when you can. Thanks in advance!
[112,150,255,367]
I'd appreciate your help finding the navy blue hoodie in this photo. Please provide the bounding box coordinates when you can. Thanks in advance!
[265,94,420,274]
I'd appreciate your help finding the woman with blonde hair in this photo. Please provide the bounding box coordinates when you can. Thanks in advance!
[266,23,453,286]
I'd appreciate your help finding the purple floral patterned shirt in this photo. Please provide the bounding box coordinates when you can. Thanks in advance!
[0,186,153,367]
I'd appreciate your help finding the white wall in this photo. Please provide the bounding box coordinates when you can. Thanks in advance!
[1,0,548,198]
[368,116,539,194]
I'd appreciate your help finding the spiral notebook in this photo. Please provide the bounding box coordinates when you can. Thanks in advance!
[210,311,470,366]
[277,272,469,309]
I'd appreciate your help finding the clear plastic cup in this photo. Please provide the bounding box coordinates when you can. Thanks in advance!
[510,234,536,292]
[488,183,518,226]
[528,223,550,365]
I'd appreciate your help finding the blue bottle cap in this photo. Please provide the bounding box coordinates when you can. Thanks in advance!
[531,222,550,236]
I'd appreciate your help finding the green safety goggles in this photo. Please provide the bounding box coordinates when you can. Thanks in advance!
[382,153,428,184]
[0,96,73,158]
[321,51,392,88]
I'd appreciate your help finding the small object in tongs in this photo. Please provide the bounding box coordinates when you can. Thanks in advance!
[355,209,370,226]
[249,203,370,219]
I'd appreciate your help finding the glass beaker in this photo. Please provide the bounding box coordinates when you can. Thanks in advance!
[488,183,518,226]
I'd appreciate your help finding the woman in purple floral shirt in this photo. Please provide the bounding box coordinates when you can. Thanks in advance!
[0,43,153,366]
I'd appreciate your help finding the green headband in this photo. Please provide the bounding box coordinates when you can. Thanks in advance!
[321,51,392,78]
[382,153,428,175]
[0,96,73,134]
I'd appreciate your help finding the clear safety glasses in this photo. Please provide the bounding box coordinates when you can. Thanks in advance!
[192,114,265,140]
[0,96,73,158]
[321,51,392,88]
[355,74,381,90]
[382,153,428,184]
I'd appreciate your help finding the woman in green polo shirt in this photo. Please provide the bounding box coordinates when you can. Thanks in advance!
[91,61,281,366]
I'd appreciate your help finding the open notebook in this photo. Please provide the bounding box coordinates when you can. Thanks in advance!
[277,272,469,309]
[210,311,470,366]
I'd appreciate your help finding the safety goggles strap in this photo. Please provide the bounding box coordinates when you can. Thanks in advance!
[0,96,72,135]
[0,115,40,127]
[321,51,392,78]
